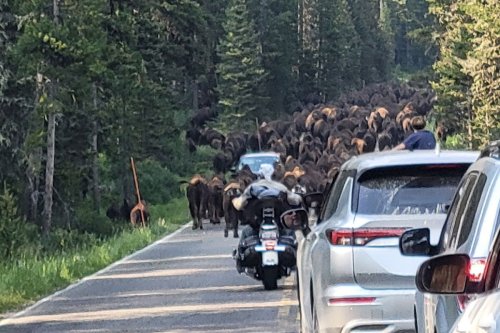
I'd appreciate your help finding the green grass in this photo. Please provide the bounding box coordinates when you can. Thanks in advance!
[0,197,189,315]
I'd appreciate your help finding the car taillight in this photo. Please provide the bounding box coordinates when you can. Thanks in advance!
[327,228,406,246]
[467,258,487,282]
[328,297,376,305]
[456,258,486,312]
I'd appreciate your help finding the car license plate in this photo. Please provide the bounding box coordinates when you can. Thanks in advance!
[262,251,278,266]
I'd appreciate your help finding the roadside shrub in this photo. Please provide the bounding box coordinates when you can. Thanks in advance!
[41,228,98,253]
[0,185,38,259]
[136,159,181,205]
[443,133,469,150]
[74,202,116,238]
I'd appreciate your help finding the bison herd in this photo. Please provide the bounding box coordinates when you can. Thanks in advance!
[184,82,447,236]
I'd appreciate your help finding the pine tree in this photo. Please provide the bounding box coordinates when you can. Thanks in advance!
[429,0,475,147]
[246,0,299,114]
[348,0,391,83]
[317,0,360,100]
[459,0,500,147]
[297,0,320,98]
[216,0,269,130]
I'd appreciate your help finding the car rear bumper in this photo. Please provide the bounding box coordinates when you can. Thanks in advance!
[317,284,416,333]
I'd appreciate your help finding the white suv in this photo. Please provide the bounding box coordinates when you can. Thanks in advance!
[297,150,477,333]
[400,141,500,333]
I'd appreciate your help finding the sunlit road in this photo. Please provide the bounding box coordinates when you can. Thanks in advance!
[0,221,299,333]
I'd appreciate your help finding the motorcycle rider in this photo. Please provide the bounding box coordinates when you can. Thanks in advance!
[232,163,302,272]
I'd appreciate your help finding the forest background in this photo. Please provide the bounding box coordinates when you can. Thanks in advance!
[0,0,498,313]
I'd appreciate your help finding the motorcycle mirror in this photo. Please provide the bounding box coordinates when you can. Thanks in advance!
[280,208,308,230]
[303,192,324,211]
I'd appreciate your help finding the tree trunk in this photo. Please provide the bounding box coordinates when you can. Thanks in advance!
[42,0,59,236]
[92,84,100,213]
[192,79,198,113]
[42,111,56,236]
[27,149,41,224]
[53,0,60,24]
[27,72,44,225]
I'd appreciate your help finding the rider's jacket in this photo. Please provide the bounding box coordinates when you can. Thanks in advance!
[232,178,302,211]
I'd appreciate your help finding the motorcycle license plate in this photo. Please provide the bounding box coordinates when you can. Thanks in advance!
[262,251,278,266]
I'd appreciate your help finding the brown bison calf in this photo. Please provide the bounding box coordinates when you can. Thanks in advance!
[223,181,243,238]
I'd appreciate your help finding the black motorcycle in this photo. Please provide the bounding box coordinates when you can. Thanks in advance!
[233,195,309,290]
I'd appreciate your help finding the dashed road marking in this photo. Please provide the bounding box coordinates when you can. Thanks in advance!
[277,272,299,333]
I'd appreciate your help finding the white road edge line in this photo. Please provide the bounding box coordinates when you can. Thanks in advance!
[0,221,193,324]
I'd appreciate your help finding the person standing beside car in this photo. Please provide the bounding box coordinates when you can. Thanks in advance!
[393,116,436,150]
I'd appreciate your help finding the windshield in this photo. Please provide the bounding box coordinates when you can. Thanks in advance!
[238,155,280,173]
[356,164,469,215]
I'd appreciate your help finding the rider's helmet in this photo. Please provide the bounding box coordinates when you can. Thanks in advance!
[257,163,274,181]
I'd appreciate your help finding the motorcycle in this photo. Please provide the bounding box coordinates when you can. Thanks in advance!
[233,195,309,290]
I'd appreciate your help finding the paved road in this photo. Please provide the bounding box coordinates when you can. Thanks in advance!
[0,222,299,333]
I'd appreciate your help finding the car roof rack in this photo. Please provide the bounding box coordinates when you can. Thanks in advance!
[479,140,500,159]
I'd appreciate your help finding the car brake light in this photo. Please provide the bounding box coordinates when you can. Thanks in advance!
[456,258,486,312]
[467,258,487,282]
[327,228,406,246]
[328,297,376,305]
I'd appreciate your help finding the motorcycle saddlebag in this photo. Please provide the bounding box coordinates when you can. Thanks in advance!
[239,235,260,267]
[278,246,296,268]
[241,246,260,267]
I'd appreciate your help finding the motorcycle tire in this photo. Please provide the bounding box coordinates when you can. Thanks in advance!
[262,266,279,290]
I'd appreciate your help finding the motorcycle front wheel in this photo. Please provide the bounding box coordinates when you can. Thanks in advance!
[262,266,279,290]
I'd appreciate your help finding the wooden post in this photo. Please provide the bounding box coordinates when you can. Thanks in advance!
[130,157,145,227]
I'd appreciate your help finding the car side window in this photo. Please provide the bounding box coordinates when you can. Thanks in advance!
[456,173,487,248]
[319,170,354,222]
[439,173,478,250]
[448,173,479,249]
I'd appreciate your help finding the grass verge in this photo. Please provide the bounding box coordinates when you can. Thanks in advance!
[0,197,189,315]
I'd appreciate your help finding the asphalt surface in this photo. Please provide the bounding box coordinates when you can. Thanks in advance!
[0,221,299,333]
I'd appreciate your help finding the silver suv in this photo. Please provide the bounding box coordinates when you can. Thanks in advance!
[400,141,500,333]
[297,150,478,333]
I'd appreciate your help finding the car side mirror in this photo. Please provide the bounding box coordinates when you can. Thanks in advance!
[303,192,324,211]
[399,228,436,256]
[280,208,309,231]
[416,254,470,294]
[302,192,324,225]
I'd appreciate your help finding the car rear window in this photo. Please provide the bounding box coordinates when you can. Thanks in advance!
[355,164,470,215]
[238,155,280,173]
